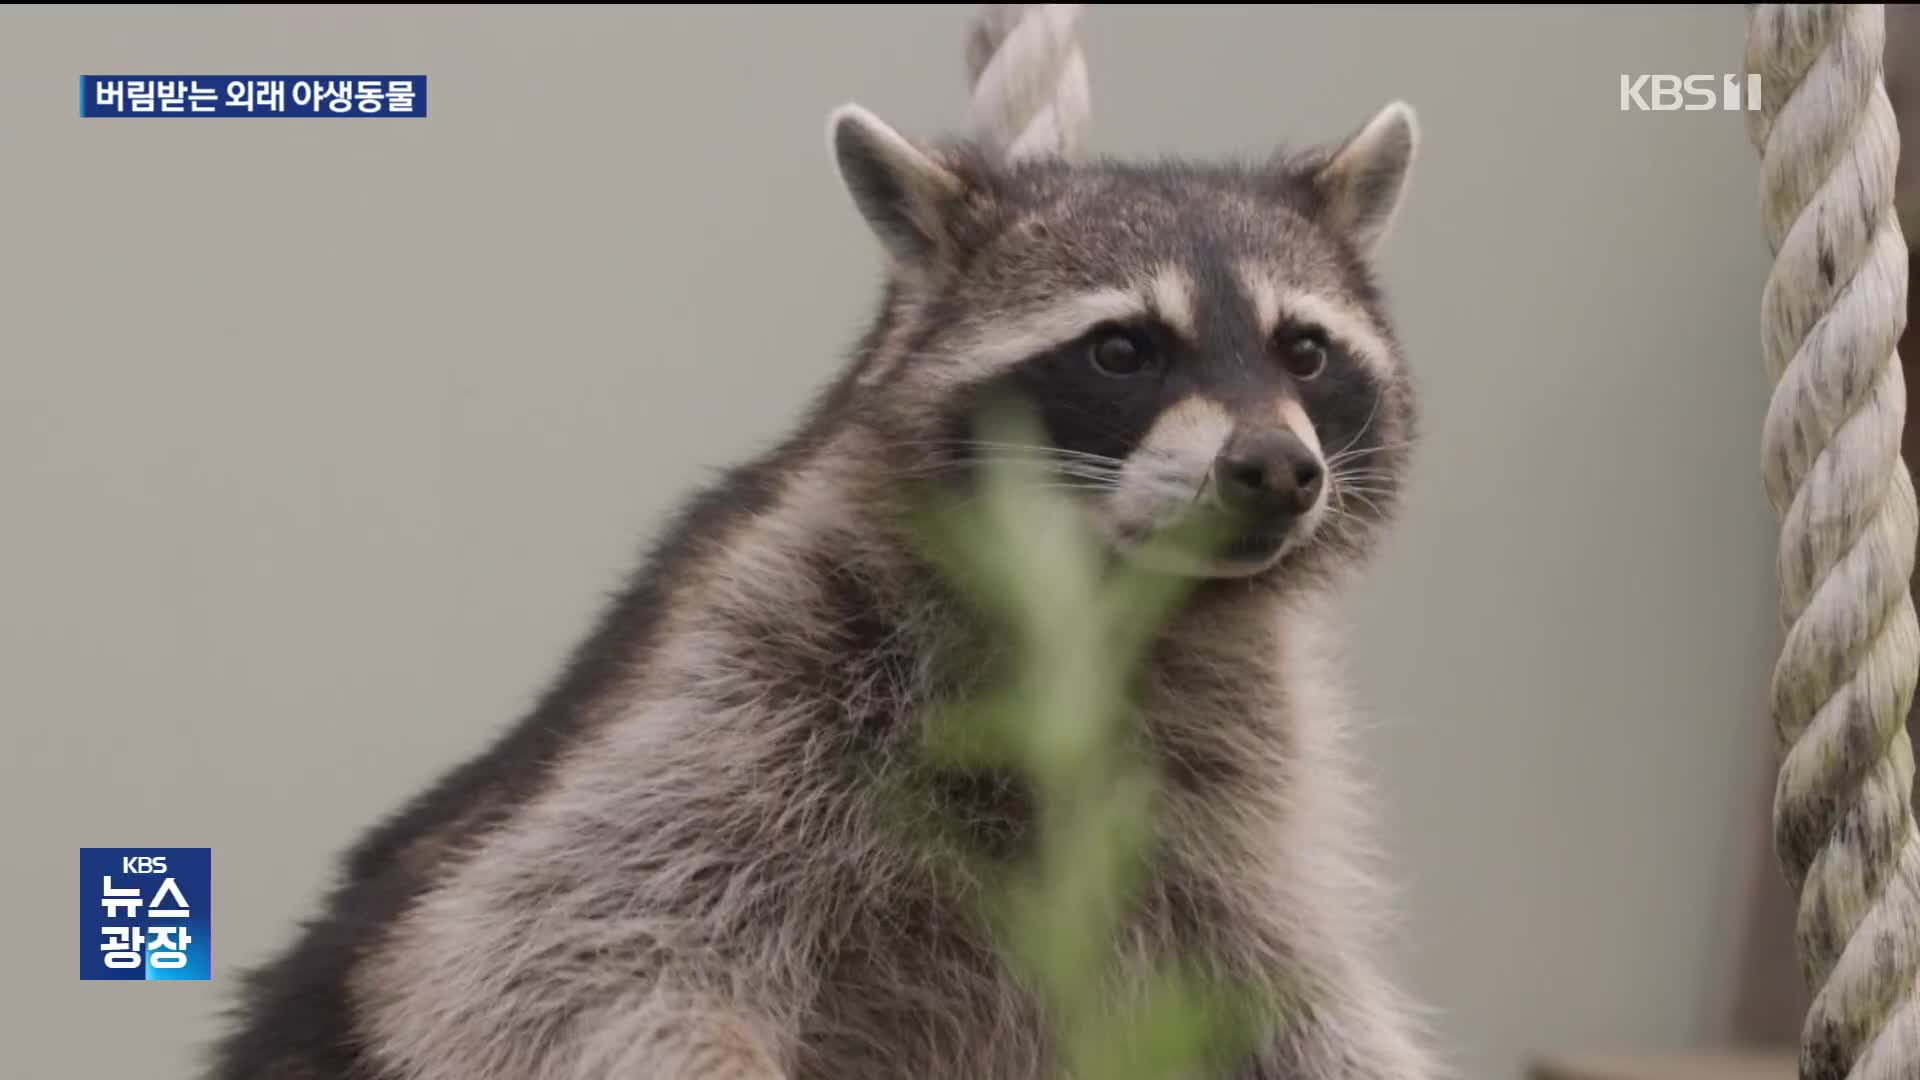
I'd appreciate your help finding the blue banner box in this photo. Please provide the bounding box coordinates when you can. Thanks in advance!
[80,848,212,981]
[82,77,427,118]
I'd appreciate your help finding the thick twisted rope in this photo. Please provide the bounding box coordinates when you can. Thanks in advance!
[1745,6,1920,1079]
[965,3,1090,163]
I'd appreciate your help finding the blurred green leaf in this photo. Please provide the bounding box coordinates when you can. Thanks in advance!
[900,398,1283,1079]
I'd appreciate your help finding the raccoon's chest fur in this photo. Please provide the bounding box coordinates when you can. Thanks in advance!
[342,500,1316,1080]
[788,652,1300,1080]
[787,793,1295,1080]
[788,873,1051,1080]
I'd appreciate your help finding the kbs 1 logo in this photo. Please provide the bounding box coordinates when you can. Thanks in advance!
[80,848,211,981]
[1620,74,1762,112]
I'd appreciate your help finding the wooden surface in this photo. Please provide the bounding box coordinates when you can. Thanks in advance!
[1529,1050,1797,1080]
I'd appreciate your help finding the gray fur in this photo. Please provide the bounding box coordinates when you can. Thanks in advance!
[210,99,1437,1080]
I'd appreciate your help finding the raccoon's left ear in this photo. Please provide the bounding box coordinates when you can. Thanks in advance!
[828,104,969,272]
[1308,101,1420,253]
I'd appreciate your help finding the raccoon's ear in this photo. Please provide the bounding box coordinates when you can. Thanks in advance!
[828,104,968,270]
[1307,101,1419,253]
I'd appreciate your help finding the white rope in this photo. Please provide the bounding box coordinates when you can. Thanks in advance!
[1745,6,1920,1079]
[965,3,1090,163]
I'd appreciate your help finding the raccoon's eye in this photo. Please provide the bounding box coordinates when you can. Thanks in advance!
[1276,328,1329,380]
[1089,328,1156,378]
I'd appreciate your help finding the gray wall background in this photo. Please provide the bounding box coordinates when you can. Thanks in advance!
[1,6,1785,1078]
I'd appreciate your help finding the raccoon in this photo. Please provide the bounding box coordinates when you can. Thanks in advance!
[205,93,1434,1080]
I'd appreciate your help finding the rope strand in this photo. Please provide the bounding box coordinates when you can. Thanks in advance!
[1745,6,1920,1079]
[965,3,1091,163]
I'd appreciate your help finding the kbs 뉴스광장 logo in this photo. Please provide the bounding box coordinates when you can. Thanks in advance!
[80,848,211,981]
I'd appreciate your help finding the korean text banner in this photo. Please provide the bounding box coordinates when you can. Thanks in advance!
[81,77,428,118]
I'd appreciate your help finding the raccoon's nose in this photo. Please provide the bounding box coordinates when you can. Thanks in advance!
[1213,431,1325,520]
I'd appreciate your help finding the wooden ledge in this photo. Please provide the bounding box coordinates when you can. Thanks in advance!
[1528,1050,1797,1080]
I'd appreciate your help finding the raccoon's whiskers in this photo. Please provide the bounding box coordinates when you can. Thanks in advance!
[1329,486,1390,518]
[887,441,1131,467]
[1331,478,1397,498]
[882,437,1177,473]
[952,440,1133,466]
[1328,470,1398,488]
[1323,440,1417,468]
[1327,393,1383,462]
[895,454,1119,481]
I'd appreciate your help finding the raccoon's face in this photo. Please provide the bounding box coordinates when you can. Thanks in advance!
[829,100,1419,582]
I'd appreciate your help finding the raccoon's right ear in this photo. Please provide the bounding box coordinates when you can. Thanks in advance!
[1304,100,1420,253]
[828,104,969,270]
